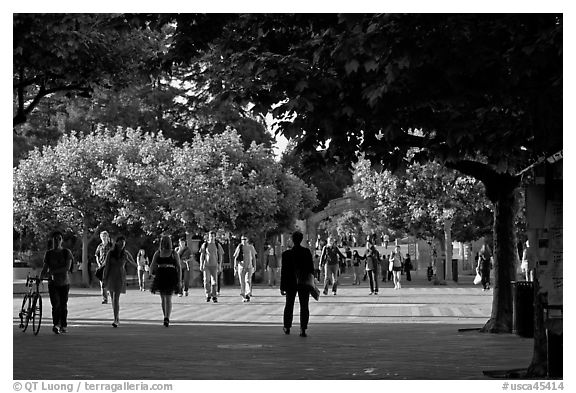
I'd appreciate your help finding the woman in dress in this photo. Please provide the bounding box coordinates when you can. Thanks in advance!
[102,236,137,328]
[150,235,181,327]
[351,250,364,285]
[389,246,404,289]
[136,249,149,291]
[40,231,74,334]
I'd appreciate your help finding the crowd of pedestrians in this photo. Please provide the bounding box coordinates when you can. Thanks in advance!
[37,229,497,338]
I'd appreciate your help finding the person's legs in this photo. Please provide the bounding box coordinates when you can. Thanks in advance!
[203,269,211,299]
[161,294,166,317]
[183,269,190,294]
[322,265,330,294]
[244,267,253,298]
[238,265,247,298]
[330,265,339,293]
[283,290,296,329]
[395,271,402,288]
[165,295,172,319]
[368,270,375,293]
[48,281,61,328]
[137,270,144,290]
[208,266,218,298]
[373,270,379,293]
[58,285,70,328]
[100,281,108,303]
[298,286,310,330]
[110,291,120,324]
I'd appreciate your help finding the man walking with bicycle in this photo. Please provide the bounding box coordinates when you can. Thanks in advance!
[40,231,74,334]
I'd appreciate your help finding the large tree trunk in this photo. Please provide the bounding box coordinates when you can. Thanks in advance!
[447,160,520,333]
[480,185,518,333]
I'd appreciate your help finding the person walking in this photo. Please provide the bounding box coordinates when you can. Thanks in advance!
[265,243,279,287]
[404,253,413,281]
[40,231,74,334]
[136,249,149,291]
[351,250,363,285]
[521,240,536,282]
[200,231,225,303]
[233,235,257,302]
[95,231,112,304]
[280,231,315,337]
[319,237,345,296]
[364,241,380,295]
[389,246,404,289]
[150,235,182,326]
[176,237,193,297]
[102,236,137,328]
[477,244,493,290]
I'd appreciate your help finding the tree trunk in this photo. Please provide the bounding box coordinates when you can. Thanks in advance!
[444,218,453,281]
[446,160,520,333]
[480,183,518,333]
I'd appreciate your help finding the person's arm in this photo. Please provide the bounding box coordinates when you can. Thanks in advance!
[149,251,159,275]
[40,251,50,279]
[95,245,102,266]
[173,252,182,277]
[125,250,137,268]
[199,244,206,270]
[319,246,327,268]
[217,243,225,272]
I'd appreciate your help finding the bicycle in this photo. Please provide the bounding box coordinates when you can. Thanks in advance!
[18,274,43,335]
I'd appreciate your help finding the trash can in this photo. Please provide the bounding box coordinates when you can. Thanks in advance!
[544,306,563,379]
[512,281,534,338]
[452,259,458,282]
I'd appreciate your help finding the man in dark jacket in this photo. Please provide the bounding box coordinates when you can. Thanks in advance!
[280,231,314,337]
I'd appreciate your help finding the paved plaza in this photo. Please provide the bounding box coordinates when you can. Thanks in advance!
[13,271,535,380]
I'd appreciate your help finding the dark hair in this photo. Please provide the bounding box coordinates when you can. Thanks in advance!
[292,231,304,245]
[51,231,63,249]
[111,236,126,258]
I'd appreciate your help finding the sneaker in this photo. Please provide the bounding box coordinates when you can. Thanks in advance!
[322,289,328,295]
[52,326,61,335]
[102,299,108,304]
[185,291,189,297]
[332,292,337,296]
[246,295,251,302]
[112,322,118,328]
[242,298,248,303]
[212,297,218,303]
[178,293,183,297]
[163,318,169,327]
[374,292,378,295]
[299,329,307,337]
[283,327,290,335]
[206,297,211,302]
[369,292,374,295]
[59,327,67,334]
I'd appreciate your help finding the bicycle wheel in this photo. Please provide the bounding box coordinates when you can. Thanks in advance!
[19,294,31,331]
[32,294,42,335]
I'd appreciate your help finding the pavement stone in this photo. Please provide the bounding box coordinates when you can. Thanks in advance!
[13,270,536,381]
